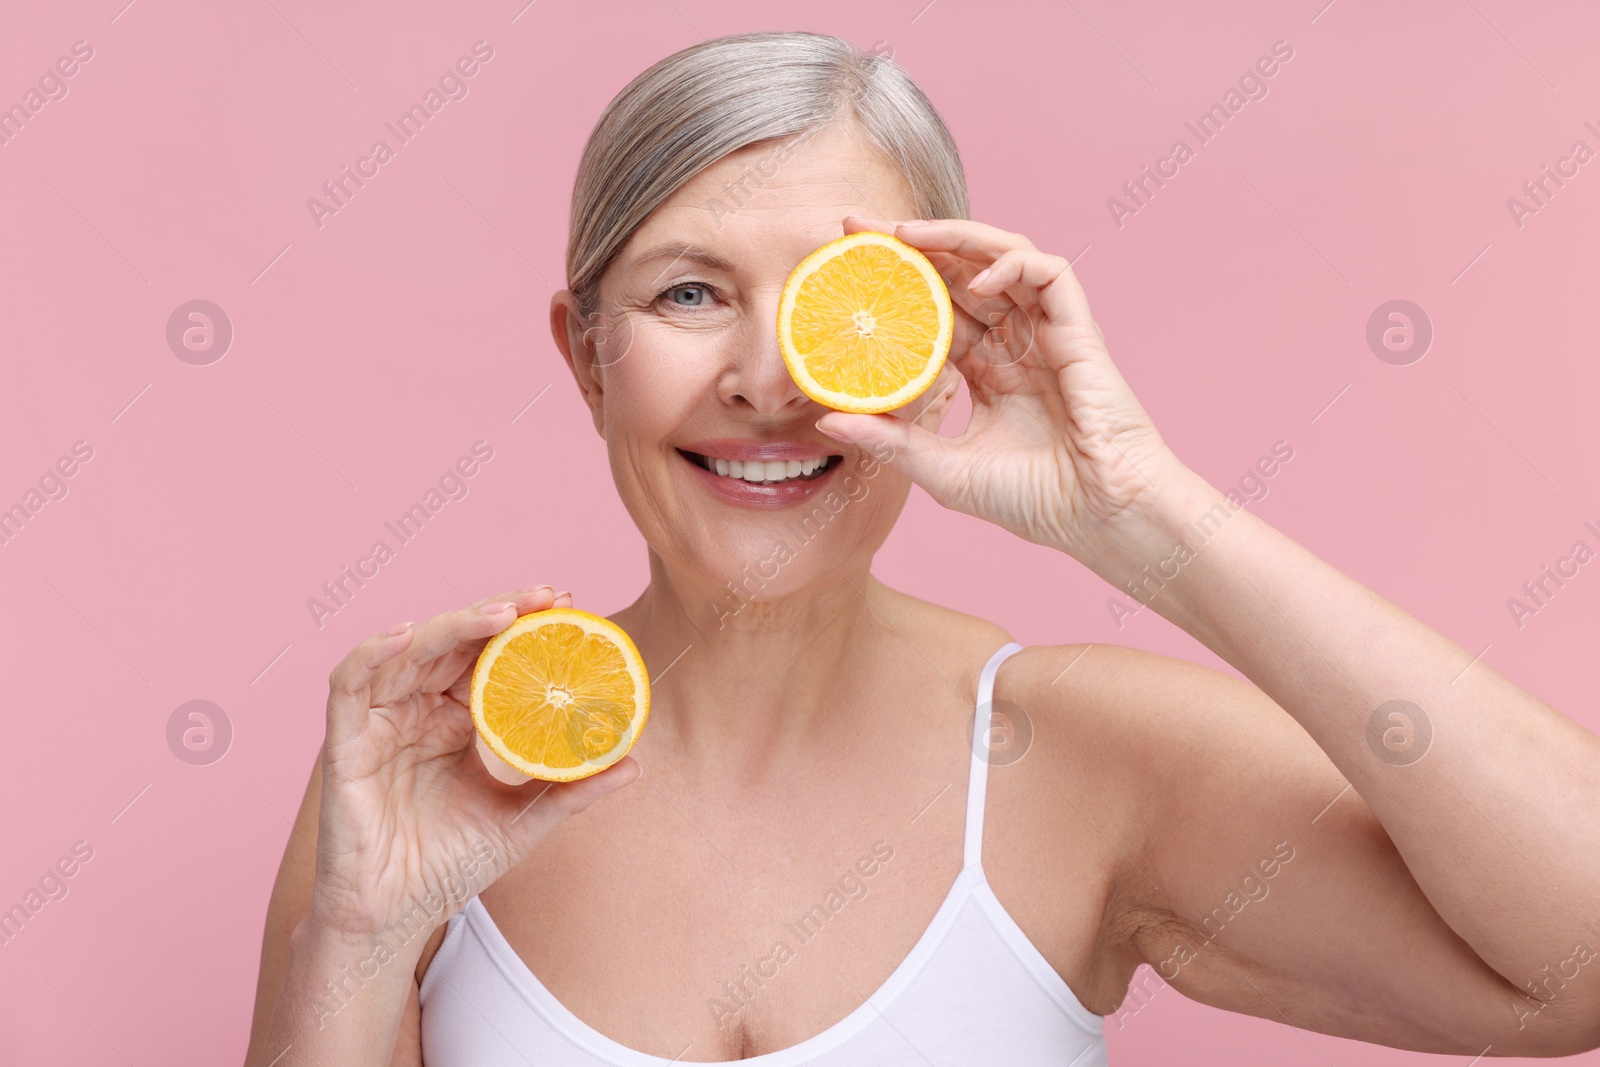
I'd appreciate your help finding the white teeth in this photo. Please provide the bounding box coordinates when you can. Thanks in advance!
[696,453,832,484]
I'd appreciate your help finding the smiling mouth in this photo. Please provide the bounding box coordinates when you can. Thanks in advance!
[677,449,842,485]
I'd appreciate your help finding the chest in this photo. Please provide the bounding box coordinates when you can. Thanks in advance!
[480,769,966,1057]
[466,748,1120,1060]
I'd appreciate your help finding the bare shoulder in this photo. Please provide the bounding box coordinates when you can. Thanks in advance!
[999,640,1347,849]
[998,641,1322,784]
[997,640,1208,805]
[1000,641,1220,723]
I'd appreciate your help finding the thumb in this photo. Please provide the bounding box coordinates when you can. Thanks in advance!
[546,755,642,815]
[497,755,642,844]
[815,412,961,506]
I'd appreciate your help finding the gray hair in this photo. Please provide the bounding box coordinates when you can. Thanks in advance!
[565,30,970,320]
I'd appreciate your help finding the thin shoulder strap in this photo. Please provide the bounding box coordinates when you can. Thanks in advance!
[964,641,1025,869]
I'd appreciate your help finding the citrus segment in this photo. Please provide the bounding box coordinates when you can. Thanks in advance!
[778,231,953,414]
[471,608,650,783]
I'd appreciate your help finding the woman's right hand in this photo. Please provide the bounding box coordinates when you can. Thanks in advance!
[306,585,641,948]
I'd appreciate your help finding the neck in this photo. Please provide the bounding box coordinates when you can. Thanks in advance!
[612,550,890,776]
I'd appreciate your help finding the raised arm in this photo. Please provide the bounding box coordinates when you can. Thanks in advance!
[1088,466,1600,1055]
[1020,639,1596,1055]
[816,213,1600,1055]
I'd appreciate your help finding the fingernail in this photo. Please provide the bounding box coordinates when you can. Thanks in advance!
[384,621,413,637]
[484,602,516,614]
[969,267,992,288]
[554,590,571,600]
[899,219,930,227]
[815,420,850,442]
[529,584,553,595]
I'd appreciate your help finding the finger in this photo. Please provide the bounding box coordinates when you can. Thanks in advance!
[919,247,1018,325]
[547,756,642,814]
[814,409,964,509]
[946,303,994,368]
[843,217,1037,310]
[970,248,1099,342]
[840,219,1034,375]
[841,213,904,236]
[837,218,1032,344]
[495,756,643,847]
[326,621,416,740]
[394,586,568,703]
[888,218,1037,264]
[409,587,555,665]
[470,584,554,617]
[850,223,1049,369]
[437,586,573,706]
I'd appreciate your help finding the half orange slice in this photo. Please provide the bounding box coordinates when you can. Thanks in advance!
[777,230,954,414]
[471,608,650,783]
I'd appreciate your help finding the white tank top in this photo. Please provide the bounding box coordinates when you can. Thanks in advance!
[419,642,1108,1064]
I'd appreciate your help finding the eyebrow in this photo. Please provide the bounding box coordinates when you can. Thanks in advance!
[628,242,738,279]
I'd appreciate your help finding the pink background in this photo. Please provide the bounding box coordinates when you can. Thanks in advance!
[2,0,1597,1063]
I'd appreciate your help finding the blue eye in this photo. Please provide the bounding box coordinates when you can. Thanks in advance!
[660,283,713,307]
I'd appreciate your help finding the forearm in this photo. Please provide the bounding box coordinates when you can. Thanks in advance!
[249,917,418,1067]
[1093,465,1600,1006]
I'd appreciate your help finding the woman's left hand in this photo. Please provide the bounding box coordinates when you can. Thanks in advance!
[817,216,1194,563]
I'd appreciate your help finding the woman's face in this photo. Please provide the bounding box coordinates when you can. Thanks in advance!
[553,121,958,621]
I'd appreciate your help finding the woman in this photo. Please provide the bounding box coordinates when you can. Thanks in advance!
[245,30,1600,1066]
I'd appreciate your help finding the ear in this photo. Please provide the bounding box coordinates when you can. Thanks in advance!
[550,289,606,438]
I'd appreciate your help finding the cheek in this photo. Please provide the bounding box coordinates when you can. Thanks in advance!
[599,338,701,440]
[603,327,719,418]
[595,337,717,531]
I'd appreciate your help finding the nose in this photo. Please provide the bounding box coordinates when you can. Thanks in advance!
[716,291,812,416]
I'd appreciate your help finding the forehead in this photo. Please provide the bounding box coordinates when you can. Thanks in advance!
[615,122,918,283]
